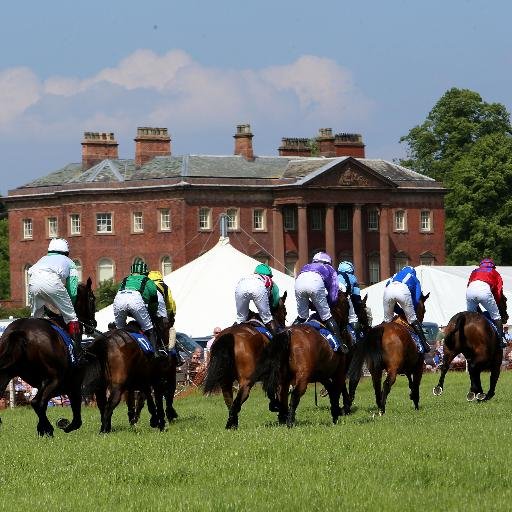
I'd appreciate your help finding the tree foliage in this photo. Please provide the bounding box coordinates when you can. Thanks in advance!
[95,278,119,311]
[400,88,512,265]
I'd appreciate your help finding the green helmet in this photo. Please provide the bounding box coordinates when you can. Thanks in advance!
[255,263,273,277]
[131,260,149,275]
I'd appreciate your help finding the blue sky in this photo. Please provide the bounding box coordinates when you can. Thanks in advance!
[1,0,510,194]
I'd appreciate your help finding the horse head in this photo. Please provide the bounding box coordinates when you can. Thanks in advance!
[332,290,350,327]
[416,292,430,323]
[357,294,371,335]
[273,291,287,327]
[75,277,97,335]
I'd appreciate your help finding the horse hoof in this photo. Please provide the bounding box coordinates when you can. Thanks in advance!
[466,391,476,402]
[56,418,70,430]
[432,386,443,396]
[476,393,487,401]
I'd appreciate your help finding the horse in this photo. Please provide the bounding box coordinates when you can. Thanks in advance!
[253,292,351,427]
[0,278,97,436]
[433,295,508,401]
[87,324,177,433]
[203,291,287,429]
[348,292,430,415]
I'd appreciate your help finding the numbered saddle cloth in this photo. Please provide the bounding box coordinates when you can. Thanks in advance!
[127,331,154,354]
[304,319,341,352]
[247,319,273,341]
[49,324,77,365]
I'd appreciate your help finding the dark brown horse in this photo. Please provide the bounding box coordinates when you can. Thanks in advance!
[87,326,177,433]
[348,293,430,415]
[203,292,287,429]
[433,295,508,401]
[0,279,97,436]
[254,292,350,427]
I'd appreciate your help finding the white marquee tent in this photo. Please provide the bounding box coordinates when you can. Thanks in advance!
[363,265,512,327]
[95,237,298,337]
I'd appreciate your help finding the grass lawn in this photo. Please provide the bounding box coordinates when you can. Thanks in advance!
[0,371,511,512]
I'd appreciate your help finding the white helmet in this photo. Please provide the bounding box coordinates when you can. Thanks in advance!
[312,251,332,264]
[48,238,69,254]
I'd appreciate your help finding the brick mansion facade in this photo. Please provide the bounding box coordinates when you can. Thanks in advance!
[6,125,445,306]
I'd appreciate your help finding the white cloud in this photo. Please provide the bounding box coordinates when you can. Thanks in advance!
[0,49,373,146]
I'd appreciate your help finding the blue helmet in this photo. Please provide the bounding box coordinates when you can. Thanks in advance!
[338,261,354,274]
[312,252,332,264]
[401,265,416,276]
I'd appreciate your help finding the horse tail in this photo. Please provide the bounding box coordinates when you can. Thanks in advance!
[0,330,26,370]
[203,332,235,394]
[82,335,110,395]
[348,325,383,380]
[445,315,465,351]
[252,330,290,400]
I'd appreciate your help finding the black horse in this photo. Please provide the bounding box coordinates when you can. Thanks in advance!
[0,278,97,436]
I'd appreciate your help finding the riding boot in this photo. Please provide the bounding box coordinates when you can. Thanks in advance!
[349,321,361,344]
[411,320,431,353]
[325,317,349,354]
[292,316,306,325]
[264,319,279,338]
[67,320,85,366]
[144,328,164,359]
[494,319,507,349]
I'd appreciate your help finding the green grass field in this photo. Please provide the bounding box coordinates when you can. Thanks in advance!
[0,371,511,512]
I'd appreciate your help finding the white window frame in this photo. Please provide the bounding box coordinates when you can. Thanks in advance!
[133,212,144,233]
[394,255,409,274]
[420,210,432,232]
[199,207,212,231]
[420,253,435,266]
[159,209,171,231]
[161,256,173,276]
[226,208,239,231]
[252,209,266,231]
[48,217,58,238]
[394,210,406,232]
[22,219,33,239]
[367,209,379,231]
[368,254,380,285]
[97,258,115,283]
[283,207,296,231]
[96,213,113,234]
[70,214,81,236]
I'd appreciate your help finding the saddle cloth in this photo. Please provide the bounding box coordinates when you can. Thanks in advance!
[246,319,273,340]
[50,324,77,366]
[127,331,154,354]
[394,318,425,354]
[304,319,341,352]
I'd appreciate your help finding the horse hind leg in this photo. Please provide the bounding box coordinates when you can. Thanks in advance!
[286,380,307,428]
[380,369,397,415]
[408,363,423,410]
[31,379,60,437]
[0,371,13,425]
[59,382,83,433]
[467,363,485,401]
[433,351,456,396]
[226,379,252,430]
[484,358,502,401]
[370,368,383,413]
[100,385,123,434]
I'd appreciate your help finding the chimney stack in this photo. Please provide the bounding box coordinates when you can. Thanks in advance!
[334,133,365,158]
[81,132,118,170]
[316,128,336,157]
[233,124,254,160]
[134,127,171,167]
[278,138,312,157]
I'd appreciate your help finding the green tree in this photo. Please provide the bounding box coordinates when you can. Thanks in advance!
[446,133,512,264]
[400,88,512,184]
[95,278,119,311]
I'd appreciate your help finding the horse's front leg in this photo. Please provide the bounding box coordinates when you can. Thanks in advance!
[60,380,83,433]
[31,378,60,437]
[467,362,484,401]
[0,372,13,425]
[126,390,139,425]
[433,350,456,396]
[152,385,166,431]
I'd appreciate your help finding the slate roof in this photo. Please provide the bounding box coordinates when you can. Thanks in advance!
[15,154,440,191]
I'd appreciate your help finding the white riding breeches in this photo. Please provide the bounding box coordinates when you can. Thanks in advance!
[295,271,331,321]
[383,281,417,323]
[156,291,167,318]
[28,269,77,324]
[466,280,500,320]
[113,290,153,332]
[235,276,272,324]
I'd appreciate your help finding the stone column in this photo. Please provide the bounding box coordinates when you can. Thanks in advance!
[379,204,391,280]
[325,204,336,261]
[272,206,285,273]
[352,204,365,283]
[297,204,309,270]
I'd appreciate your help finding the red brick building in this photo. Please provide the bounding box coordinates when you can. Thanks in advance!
[6,125,445,306]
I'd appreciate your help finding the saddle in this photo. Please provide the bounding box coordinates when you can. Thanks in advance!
[304,317,341,352]
[393,317,426,354]
[245,319,273,341]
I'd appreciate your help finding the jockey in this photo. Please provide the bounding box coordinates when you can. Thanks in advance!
[383,265,430,353]
[113,261,164,358]
[235,263,280,336]
[466,258,507,348]
[294,252,349,354]
[337,260,363,336]
[27,238,83,361]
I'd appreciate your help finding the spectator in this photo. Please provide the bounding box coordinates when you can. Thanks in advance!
[205,326,222,363]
